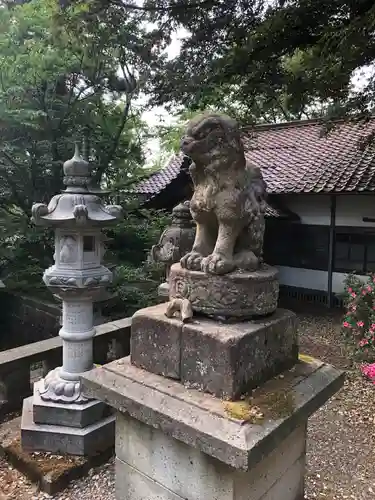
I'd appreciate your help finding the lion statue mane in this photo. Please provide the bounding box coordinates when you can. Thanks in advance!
[180,112,267,275]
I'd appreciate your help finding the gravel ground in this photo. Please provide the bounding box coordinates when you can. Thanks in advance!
[1,308,374,499]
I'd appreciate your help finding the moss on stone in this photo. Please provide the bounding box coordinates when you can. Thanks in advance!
[223,401,264,423]
[298,353,317,364]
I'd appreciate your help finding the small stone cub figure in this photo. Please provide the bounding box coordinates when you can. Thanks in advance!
[180,112,266,275]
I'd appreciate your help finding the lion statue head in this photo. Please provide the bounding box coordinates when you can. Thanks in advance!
[180,113,245,168]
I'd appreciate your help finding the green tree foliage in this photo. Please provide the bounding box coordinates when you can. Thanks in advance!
[0,0,152,214]
[0,0,165,296]
[125,0,375,123]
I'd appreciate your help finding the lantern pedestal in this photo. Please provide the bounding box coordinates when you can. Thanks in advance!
[21,395,115,456]
[21,145,122,456]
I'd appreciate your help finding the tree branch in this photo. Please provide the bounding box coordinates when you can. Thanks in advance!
[95,96,132,182]
[95,0,214,12]
[0,150,22,169]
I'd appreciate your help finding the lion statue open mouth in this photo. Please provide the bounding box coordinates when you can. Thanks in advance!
[180,112,266,275]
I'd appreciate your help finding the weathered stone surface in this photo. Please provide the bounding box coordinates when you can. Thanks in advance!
[130,304,297,399]
[169,264,279,319]
[179,113,267,276]
[181,308,298,399]
[131,304,182,378]
[115,410,306,500]
[116,458,185,500]
[32,381,111,428]
[21,397,115,456]
[82,356,344,470]
[150,201,195,297]
[157,281,170,299]
[0,360,31,413]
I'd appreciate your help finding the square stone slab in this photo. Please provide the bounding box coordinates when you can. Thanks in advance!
[33,381,112,428]
[21,397,115,456]
[182,309,298,399]
[131,306,182,378]
[82,356,345,471]
[130,304,298,399]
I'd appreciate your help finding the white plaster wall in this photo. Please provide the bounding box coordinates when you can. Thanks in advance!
[282,194,375,227]
[335,195,375,227]
[282,195,330,225]
[275,194,375,293]
[277,266,366,294]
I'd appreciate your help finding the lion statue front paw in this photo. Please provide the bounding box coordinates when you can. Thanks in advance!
[180,251,204,271]
[201,253,235,275]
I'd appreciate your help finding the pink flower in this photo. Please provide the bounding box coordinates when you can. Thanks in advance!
[351,292,357,298]
[359,339,369,347]
[367,285,373,292]
[342,321,351,328]
[362,289,367,295]
[357,321,365,327]
[348,287,353,293]
[361,363,375,380]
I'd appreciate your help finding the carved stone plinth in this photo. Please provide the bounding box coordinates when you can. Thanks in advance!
[131,304,298,400]
[82,356,344,500]
[169,263,279,320]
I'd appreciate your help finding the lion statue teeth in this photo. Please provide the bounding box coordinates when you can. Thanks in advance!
[180,112,266,275]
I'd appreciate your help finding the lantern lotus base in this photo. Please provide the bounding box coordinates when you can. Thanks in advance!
[38,367,93,405]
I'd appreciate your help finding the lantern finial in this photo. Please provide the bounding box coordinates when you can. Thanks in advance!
[63,142,91,191]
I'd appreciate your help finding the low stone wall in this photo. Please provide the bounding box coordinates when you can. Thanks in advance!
[0,292,121,351]
[0,293,61,350]
[0,317,131,416]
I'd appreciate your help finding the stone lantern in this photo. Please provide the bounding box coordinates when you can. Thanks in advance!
[21,144,122,455]
[150,200,195,298]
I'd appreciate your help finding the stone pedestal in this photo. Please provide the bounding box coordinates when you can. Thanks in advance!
[169,264,279,319]
[21,397,115,456]
[131,303,298,399]
[82,356,344,500]
[21,379,115,456]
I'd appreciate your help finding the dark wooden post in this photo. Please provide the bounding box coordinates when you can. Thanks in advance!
[327,195,336,308]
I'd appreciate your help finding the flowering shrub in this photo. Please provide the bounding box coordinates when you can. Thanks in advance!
[341,273,375,361]
[360,363,375,384]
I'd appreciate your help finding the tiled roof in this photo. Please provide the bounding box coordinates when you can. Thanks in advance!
[244,118,375,193]
[264,204,298,219]
[134,153,188,195]
[133,118,375,196]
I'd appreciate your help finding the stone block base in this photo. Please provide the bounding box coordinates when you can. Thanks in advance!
[32,381,111,428]
[169,263,279,319]
[82,355,344,500]
[21,397,115,456]
[115,415,305,500]
[82,355,344,472]
[131,304,298,399]
[0,415,113,495]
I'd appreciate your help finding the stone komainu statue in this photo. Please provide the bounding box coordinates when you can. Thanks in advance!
[180,113,266,275]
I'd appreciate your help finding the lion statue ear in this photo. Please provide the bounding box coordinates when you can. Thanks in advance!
[219,116,244,154]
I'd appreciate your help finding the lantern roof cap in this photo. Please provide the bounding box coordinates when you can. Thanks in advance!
[31,143,123,227]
